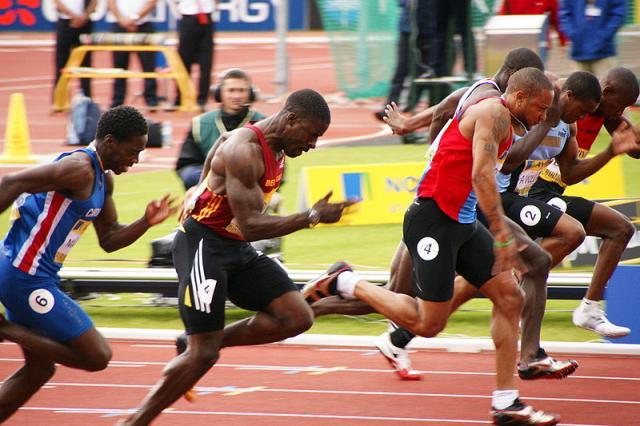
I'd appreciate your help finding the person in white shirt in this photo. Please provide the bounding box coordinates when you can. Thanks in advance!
[53,0,97,98]
[173,0,215,111]
[107,0,159,109]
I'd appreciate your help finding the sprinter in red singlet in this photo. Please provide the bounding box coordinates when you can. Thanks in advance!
[304,69,560,425]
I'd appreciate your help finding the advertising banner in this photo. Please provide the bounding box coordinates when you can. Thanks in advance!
[0,0,307,32]
[565,198,640,267]
[299,162,424,226]
[301,159,628,226]
[300,160,638,266]
[564,156,625,199]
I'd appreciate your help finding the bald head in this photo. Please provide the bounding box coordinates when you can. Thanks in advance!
[603,67,639,104]
[505,68,554,129]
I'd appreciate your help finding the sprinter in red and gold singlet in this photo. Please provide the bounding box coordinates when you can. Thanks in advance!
[123,90,359,426]
[189,124,284,240]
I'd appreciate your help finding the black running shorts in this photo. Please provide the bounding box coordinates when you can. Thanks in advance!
[500,191,564,239]
[402,198,495,302]
[528,179,595,227]
[173,218,298,334]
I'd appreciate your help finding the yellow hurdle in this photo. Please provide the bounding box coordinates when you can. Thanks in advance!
[0,93,38,164]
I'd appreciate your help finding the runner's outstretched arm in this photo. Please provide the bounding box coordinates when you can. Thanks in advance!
[428,87,468,141]
[557,121,639,185]
[92,173,178,252]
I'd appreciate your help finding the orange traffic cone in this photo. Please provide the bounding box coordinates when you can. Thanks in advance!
[0,93,38,164]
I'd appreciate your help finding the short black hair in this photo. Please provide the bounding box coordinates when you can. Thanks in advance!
[284,89,331,125]
[605,67,639,103]
[503,48,544,72]
[506,67,553,95]
[562,71,602,103]
[220,68,251,84]
[96,105,148,141]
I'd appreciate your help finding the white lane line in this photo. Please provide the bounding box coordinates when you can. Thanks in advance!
[12,406,615,425]
[0,61,333,91]
[318,126,391,146]
[105,364,146,368]
[1,357,639,381]
[12,381,640,406]
[19,406,495,424]
[0,55,334,86]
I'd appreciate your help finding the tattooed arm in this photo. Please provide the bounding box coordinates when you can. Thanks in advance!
[469,101,522,275]
[471,102,510,235]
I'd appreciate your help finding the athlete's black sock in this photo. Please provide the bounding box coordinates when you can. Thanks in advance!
[390,327,415,349]
[176,332,188,354]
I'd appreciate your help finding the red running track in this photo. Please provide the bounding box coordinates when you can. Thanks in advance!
[1,339,639,425]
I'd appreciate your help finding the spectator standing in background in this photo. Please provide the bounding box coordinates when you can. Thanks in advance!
[107,0,159,109]
[559,0,626,77]
[425,0,476,78]
[53,0,97,98]
[172,0,215,112]
[374,0,431,121]
[499,0,568,47]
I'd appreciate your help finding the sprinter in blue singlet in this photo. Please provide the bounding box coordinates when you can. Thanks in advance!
[0,106,177,422]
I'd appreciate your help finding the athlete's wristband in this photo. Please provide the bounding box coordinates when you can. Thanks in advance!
[307,208,321,228]
[494,238,514,248]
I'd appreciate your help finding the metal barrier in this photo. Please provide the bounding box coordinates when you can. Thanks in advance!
[52,34,196,112]
[59,267,591,300]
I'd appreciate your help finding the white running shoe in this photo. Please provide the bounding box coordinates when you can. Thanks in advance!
[517,348,578,380]
[573,301,630,338]
[491,398,560,425]
[374,332,421,380]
